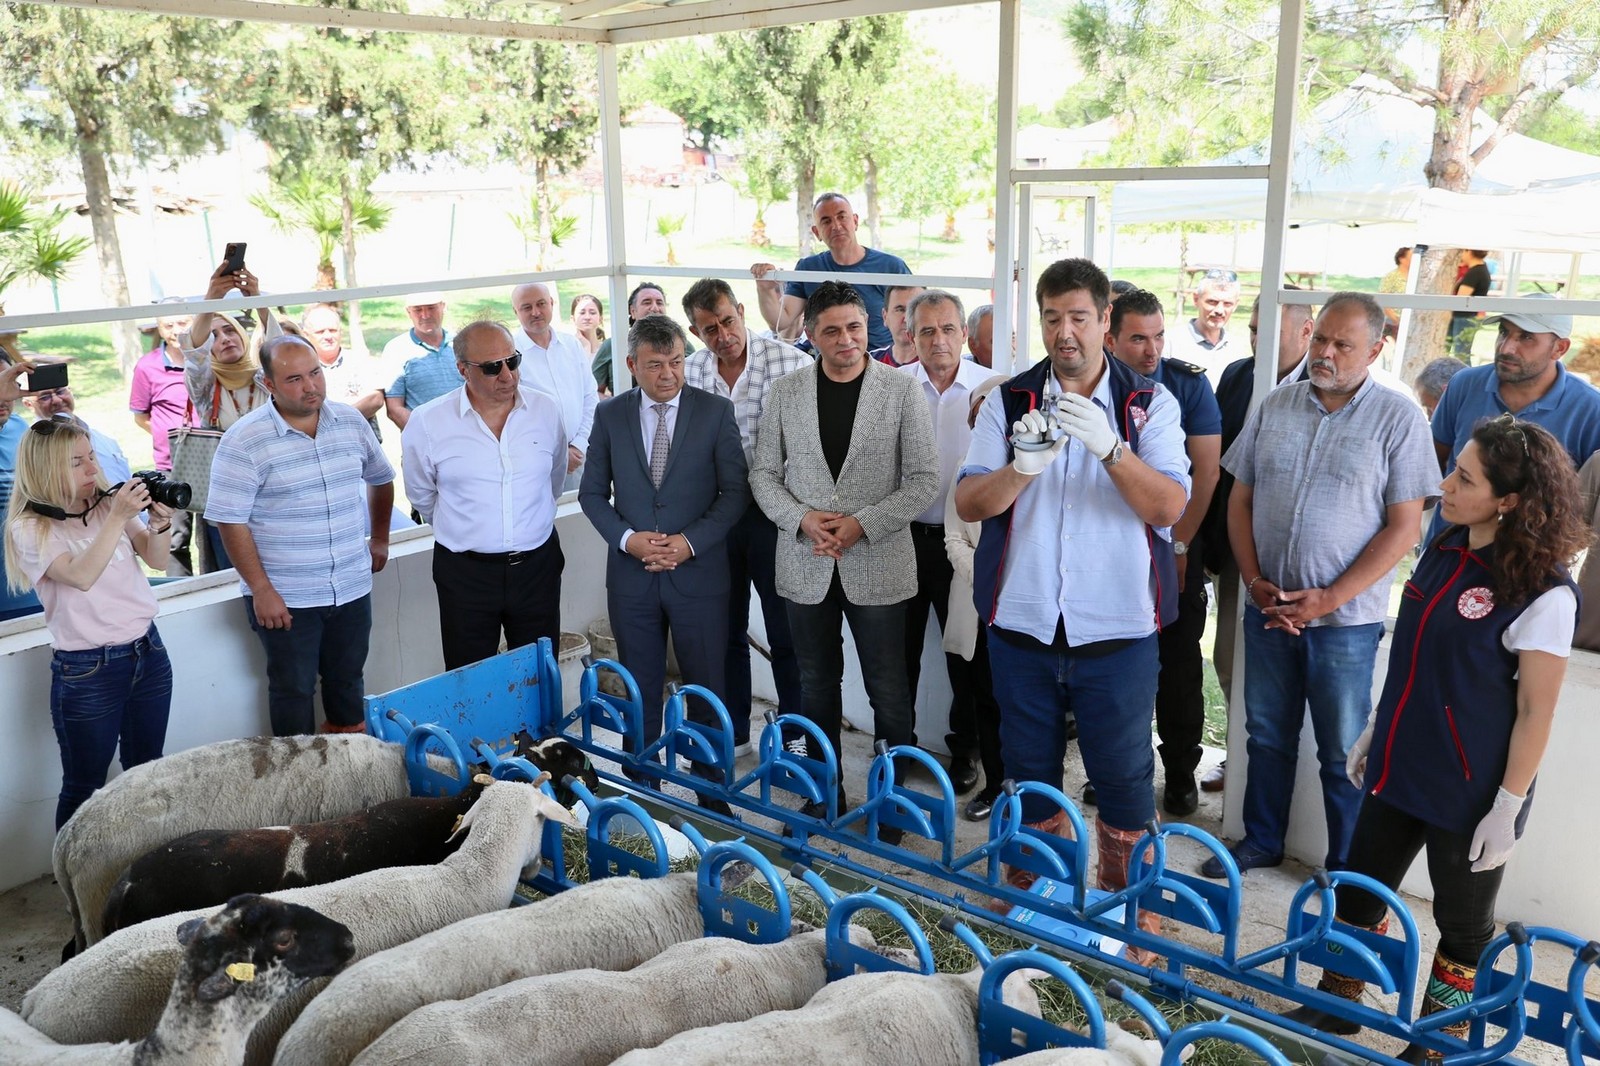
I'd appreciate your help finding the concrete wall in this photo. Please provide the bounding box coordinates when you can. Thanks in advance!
[1220,620,1600,933]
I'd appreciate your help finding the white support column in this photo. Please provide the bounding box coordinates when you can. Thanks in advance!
[992,0,1021,373]
[596,41,633,391]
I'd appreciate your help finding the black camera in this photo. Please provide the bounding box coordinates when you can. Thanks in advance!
[128,470,192,511]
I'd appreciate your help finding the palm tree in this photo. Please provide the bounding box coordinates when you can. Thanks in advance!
[507,190,579,270]
[0,181,91,359]
[655,213,686,267]
[249,175,392,290]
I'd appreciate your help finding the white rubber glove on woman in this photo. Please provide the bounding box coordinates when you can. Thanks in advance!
[1346,718,1376,789]
[1011,409,1068,476]
[1052,391,1118,460]
[1468,787,1524,872]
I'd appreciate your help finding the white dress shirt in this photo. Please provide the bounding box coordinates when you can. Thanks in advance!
[620,389,684,551]
[400,385,566,553]
[902,356,999,524]
[513,328,599,454]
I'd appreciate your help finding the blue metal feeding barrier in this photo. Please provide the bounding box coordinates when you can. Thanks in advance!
[366,638,1600,1066]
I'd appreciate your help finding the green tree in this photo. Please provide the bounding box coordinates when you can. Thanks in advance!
[827,15,907,249]
[0,182,92,360]
[507,190,580,266]
[626,40,742,151]
[446,0,598,274]
[738,129,793,248]
[1062,0,1600,378]
[874,66,991,245]
[249,174,392,290]
[0,6,249,375]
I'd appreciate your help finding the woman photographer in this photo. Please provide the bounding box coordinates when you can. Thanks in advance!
[3,414,175,829]
[1287,416,1590,1060]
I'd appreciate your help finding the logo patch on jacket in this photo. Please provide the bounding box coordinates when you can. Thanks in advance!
[1128,405,1149,433]
[1457,586,1494,620]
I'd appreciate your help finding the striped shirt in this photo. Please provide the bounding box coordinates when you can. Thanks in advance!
[205,400,395,608]
[684,329,811,465]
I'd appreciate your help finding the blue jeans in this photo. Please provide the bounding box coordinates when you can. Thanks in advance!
[723,503,802,743]
[1240,607,1382,868]
[987,630,1159,830]
[245,594,372,737]
[50,625,173,829]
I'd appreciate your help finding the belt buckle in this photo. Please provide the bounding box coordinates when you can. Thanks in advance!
[507,550,525,566]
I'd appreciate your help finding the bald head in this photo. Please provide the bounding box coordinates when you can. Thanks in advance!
[511,283,556,346]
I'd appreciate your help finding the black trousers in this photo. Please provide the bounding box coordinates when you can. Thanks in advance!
[1154,559,1208,783]
[966,627,1005,794]
[904,522,979,758]
[608,575,726,763]
[1335,792,1505,966]
[433,534,564,672]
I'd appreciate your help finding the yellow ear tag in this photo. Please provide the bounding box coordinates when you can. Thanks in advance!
[225,962,257,983]
[451,815,464,835]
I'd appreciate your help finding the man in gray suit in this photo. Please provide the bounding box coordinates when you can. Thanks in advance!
[579,315,750,806]
[750,281,939,816]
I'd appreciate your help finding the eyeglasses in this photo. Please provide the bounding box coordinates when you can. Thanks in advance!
[31,387,71,401]
[463,352,523,376]
[29,412,77,435]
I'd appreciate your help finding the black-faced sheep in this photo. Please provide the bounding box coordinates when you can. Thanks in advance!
[24,779,575,1066]
[0,895,353,1066]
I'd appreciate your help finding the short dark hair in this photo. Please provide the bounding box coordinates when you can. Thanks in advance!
[906,290,965,333]
[1415,357,1466,401]
[812,191,850,212]
[1109,288,1164,335]
[803,281,868,335]
[681,278,737,320]
[1319,291,1386,346]
[627,282,666,318]
[453,319,514,365]
[1393,246,1411,266]
[1035,257,1111,316]
[259,334,315,380]
[628,315,688,362]
[1109,279,1137,296]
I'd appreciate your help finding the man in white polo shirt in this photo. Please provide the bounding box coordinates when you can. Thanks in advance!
[402,320,568,671]
[207,335,395,737]
[511,281,598,493]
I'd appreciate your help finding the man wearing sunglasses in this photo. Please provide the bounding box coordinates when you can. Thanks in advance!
[1167,268,1243,379]
[402,320,568,672]
[511,282,599,494]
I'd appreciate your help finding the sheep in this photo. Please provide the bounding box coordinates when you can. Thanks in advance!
[1002,1024,1167,1066]
[56,734,422,952]
[272,870,716,1066]
[0,894,353,1066]
[349,926,905,1066]
[101,779,492,935]
[23,778,575,1066]
[609,963,1044,1066]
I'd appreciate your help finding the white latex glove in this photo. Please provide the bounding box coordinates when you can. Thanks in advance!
[1346,719,1375,789]
[1052,391,1119,460]
[1467,787,1524,872]
[1010,409,1068,476]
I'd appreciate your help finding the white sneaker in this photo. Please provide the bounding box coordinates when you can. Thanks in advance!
[784,736,809,757]
[732,741,754,758]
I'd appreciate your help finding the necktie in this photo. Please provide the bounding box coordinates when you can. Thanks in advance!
[650,402,671,487]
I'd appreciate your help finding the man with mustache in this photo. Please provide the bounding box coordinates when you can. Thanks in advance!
[1166,268,1243,379]
[1203,292,1438,880]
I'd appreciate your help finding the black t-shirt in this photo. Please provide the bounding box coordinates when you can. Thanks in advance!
[816,367,865,481]
[1453,262,1492,323]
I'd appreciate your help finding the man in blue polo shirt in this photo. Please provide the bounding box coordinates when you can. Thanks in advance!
[751,193,912,351]
[1105,288,1221,817]
[383,291,456,432]
[1429,294,1600,538]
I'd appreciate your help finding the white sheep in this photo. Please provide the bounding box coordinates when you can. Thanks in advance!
[609,964,1043,1066]
[273,870,712,1066]
[1003,1024,1168,1066]
[0,895,354,1066]
[350,926,904,1066]
[56,734,424,952]
[24,779,574,1066]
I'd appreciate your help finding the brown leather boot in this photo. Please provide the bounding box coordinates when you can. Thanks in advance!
[1281,915,1390,1037]
[986,808,1073,914]
[1095,817,1163,966]
[319,720,367,735]
[1398,950,1476,1062]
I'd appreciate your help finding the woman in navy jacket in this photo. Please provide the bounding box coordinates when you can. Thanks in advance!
[1286,416,1590,1061]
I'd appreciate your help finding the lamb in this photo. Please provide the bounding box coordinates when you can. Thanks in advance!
[102,779,492,935]
[23,778,574,1066]
[609,964,1043,1066]
[349,926,900,1066]
[1002,1024,1167,1066]
[0,895,353,1066]
[56,734,422,952]
[274,870,715,1066]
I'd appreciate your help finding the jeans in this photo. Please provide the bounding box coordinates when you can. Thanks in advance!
[987,629,1159,829]
[785,573,916,771]
[1336,792,1504,965]
[1240,607,1382,868]
[50,625,172,829]
[245,594,372,737]
[202,518,233,573]
[904,522,978,758]
[1155,565,1208,783]
[722,503,802,744]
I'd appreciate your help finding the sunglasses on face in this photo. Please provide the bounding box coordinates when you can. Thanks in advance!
[1202,269,1240,283]
[463,352,523,376]
[29,412,77,435]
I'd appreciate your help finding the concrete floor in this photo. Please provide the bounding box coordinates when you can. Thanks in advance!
[2,718,1591,1065]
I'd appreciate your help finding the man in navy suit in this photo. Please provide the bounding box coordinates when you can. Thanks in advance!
[580,315,750,807]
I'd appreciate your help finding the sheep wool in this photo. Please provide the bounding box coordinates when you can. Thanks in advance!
[350,927,885,1066]
[1003,1025,1167,1066]
[56,735,419,951]
[611,965,1043,1066]
[24,781,573,1066]
[274,871,708,1066]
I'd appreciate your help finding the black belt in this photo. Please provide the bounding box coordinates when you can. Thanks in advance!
[444,545,543,565]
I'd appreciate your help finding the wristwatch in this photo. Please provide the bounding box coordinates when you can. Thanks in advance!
[1172,539,1188,556]
[1101,440,1125,467]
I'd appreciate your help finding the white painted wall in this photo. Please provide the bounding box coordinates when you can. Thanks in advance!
[1221,628,1600,932]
